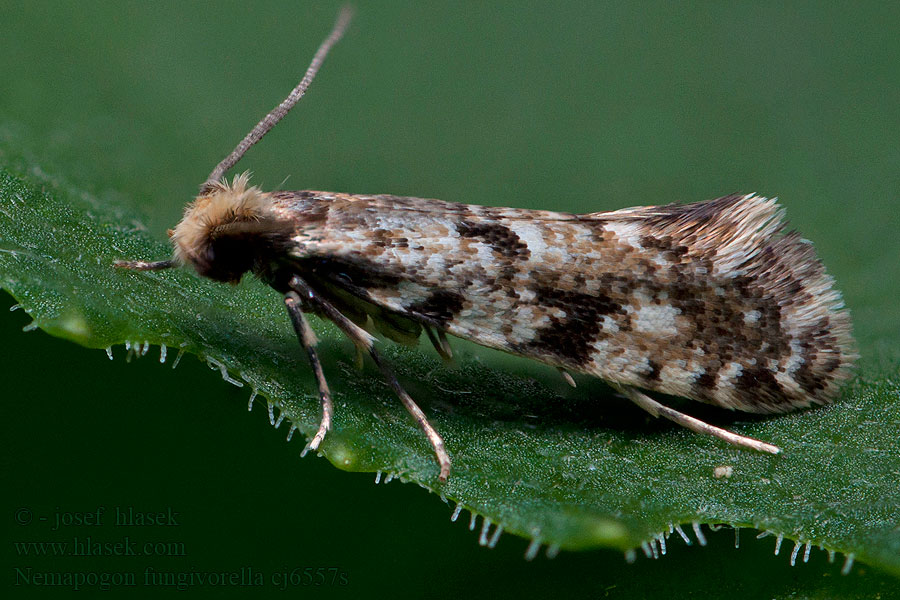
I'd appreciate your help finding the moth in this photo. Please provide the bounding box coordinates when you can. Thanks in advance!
[116,8,855,481]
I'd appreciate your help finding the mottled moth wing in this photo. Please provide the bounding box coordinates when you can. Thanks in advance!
[270,190,854,414]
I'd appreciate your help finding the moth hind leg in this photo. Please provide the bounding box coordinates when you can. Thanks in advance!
[613,384,781,454]
[284,292,333,452]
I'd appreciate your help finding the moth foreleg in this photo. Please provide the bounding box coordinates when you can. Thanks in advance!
[288,277,375,350]
[284,292,333,453]
[113,259,177,271]
[613,384,781,455]
[288,276,451,481]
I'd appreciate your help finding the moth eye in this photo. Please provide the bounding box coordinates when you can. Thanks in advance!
[198,238,254,283]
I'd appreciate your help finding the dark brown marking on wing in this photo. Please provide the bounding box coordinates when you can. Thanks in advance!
[408,290,466,326]
[737,365,782,399]
[456,220,530,261]
[694,371,716,391]
[524,286,622,367]
[645,359,661,383]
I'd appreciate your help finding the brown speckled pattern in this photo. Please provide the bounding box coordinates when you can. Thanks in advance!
[178,179,855,415]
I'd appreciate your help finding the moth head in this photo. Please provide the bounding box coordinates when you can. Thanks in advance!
[171,173,283,283]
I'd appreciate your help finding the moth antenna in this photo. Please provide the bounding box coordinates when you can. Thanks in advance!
[203,5,354,191]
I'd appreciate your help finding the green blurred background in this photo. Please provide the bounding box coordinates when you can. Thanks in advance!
[2,1,898,597]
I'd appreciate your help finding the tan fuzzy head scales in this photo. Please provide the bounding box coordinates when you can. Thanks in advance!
[171,173,277,282]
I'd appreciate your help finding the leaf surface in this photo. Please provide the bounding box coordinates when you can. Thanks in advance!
[2,164,898,576]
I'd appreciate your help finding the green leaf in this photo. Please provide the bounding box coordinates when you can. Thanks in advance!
[2,156,898,578]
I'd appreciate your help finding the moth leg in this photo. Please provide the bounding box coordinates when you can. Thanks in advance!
[424,326,453,361]
[558,367,577,388]
[289,276,451,481]
[365,348,452,481]
[613,384,781,455]
[113,259,177,271]
[284,292,333,452]
[437,329,453,360]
